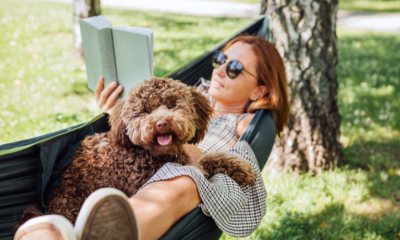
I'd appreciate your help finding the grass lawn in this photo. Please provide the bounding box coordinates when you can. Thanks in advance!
[1,0,400,239]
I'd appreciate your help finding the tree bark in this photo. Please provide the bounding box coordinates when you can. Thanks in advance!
[260,0,267,15]
[264,0,343,175]
[73,0,101,61]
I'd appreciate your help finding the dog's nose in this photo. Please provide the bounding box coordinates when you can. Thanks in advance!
[156,120,168,130]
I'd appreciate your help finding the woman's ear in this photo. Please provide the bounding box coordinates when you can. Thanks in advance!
[259,85,269,96]
[188,87,214,144]
[108,100,132,148]
[252,85,269,100]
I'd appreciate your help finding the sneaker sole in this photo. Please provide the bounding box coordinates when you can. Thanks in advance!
[15,215,76,240]
[75,188,140,240]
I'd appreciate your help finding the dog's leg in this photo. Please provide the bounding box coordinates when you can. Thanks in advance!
[197,152,257,186]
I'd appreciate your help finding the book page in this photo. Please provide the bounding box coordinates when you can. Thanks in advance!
[114,27,153,76]
[80,16,117,91]
[112,27,153,98]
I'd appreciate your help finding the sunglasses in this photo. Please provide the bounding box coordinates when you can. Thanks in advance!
[212,50,257,79]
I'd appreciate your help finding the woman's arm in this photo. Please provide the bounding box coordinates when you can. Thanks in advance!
[184,143,204,162]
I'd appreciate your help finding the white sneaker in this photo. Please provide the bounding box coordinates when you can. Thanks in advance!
[14,215,76,240]
[74,188,140,240]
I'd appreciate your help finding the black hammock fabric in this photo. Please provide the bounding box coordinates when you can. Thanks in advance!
[0,16,274,240]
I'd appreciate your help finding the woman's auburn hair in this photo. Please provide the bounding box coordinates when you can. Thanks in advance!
[222,36,290,137]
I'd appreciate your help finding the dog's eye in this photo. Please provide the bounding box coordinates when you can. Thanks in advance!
[168,105,176,109]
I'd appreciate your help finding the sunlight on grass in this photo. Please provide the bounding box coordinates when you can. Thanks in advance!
[337,29,400,146]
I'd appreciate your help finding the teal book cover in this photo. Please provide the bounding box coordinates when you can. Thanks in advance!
[79,16,153,98]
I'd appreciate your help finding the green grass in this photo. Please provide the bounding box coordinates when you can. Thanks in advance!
[1,0,400,239]
[339,0,400,13]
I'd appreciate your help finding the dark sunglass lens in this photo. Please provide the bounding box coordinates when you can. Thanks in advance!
[212,51,225,68]
[227,61,242,78]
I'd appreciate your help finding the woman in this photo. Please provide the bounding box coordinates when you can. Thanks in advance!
[15,36,289,240]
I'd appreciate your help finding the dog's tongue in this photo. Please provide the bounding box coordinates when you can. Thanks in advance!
[157,135,172,146]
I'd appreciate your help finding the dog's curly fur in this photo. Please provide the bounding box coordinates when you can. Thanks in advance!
[19,77,257,226]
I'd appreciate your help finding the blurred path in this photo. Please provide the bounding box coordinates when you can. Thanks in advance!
[40,0,400,31]
[338,10,400,32]
[43,0,260,18]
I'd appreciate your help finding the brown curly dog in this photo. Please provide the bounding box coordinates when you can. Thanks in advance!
[19,77,257,226]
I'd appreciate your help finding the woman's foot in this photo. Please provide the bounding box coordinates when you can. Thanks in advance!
[74,188,140,240]
[14,215,76,240]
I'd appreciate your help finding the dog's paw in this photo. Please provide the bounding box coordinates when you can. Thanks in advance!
[198,152,257,186]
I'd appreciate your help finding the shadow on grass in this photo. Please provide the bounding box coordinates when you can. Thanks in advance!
[338,32,400,137]
[253,203,400,240]
[153,36,218,76]
[103,7,237,30]
[338,31,400,206]
[343,140,400,217]
[343,139,400,171]
[70,81,91,96]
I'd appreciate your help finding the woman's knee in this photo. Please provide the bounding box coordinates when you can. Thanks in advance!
[127,176,200,240]
[159,176,199,205]
[169,176,198,195]
[134,176,200,208]
[160,176,201,219]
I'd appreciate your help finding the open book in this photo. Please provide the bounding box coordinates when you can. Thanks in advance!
[79,16,153,98]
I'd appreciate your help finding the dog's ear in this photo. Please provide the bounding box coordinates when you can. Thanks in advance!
[188,87,214,144]
[108,100,132,147]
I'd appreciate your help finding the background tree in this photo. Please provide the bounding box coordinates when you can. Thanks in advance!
[73,0,101,61]
[261,0,343,174]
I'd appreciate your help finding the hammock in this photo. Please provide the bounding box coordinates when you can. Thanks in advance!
[0,16,274,240]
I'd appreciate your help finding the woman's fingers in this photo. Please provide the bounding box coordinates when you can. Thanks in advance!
[95,76,104,104]
[98,81,118,109]
[94,76,123,114]
[103,85,123,114]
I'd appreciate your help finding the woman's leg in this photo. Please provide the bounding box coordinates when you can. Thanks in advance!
[128,176,201,240]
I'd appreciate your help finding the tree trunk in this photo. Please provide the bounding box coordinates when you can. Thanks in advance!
[260,0,267,15]
[264,0,343,175]
[73,0,101,61]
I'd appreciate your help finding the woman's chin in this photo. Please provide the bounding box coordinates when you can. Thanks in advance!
[208,87,223,99]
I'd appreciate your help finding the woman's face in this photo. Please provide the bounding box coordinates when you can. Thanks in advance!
[208,42,261,107]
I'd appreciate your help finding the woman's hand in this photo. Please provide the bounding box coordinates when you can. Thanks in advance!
[184,143,205,163]
[95,76,123,115]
